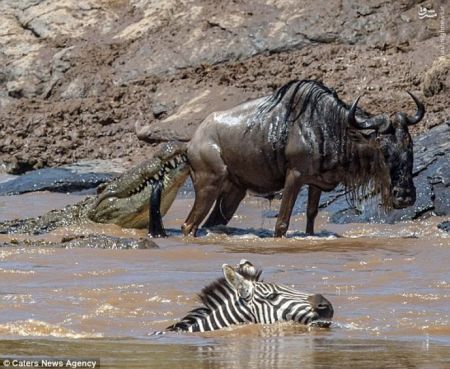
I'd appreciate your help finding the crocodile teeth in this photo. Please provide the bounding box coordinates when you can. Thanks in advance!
[170,159,176,168]
[154,174,160,181]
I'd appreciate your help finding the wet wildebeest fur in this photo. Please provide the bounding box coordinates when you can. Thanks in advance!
[182,80,425,237]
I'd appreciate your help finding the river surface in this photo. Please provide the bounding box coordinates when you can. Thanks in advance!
[0,189,449,368]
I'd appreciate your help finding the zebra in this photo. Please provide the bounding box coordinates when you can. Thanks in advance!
[165,260,333,332]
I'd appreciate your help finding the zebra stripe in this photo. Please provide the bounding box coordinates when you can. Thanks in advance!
[165,260,333,333]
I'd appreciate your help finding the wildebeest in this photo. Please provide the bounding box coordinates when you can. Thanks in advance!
[181,79,424,237]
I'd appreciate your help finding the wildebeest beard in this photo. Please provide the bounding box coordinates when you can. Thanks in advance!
[247,79,391,208]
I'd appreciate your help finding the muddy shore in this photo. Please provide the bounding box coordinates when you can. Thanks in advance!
[0,0,448,174]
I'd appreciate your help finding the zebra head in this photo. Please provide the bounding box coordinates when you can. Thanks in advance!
[166,260,333,332]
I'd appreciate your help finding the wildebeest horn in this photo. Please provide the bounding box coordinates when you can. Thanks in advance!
[348,95,391,131]
[348,95,362,129]
[405,91,425,126]
[348,95,382,130]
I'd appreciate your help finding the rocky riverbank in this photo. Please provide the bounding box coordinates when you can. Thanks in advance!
[1,0,448,174]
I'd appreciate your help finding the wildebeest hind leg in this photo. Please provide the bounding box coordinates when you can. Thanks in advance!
[182,174,223,236]
[274,170,303,237]
[203,182,246,228]
[306,185,321,235]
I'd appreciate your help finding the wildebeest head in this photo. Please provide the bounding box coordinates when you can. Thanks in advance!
[348,92,425,209]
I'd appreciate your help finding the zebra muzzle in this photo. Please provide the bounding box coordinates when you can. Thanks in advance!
[307,293,334,321]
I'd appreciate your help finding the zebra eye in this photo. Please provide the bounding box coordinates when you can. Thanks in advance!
[267,292,279,300]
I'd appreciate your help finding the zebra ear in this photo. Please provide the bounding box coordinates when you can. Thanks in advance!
[237,259,257,276]
[222,264,253,298]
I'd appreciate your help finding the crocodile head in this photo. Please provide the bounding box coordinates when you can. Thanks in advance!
[88,142,189,229]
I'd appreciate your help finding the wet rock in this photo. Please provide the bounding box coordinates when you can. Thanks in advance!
[0,160,125,195]
[61,234,159,249]
[0,235,159,249]
[0,198,94,235]
[437,221,450,233]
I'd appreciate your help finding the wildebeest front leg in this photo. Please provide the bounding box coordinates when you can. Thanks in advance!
[274,170,303,237]
[306,185,321,235]
[203,182,246,228]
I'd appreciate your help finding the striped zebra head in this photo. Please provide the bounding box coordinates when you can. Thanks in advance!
[166,260,333,332]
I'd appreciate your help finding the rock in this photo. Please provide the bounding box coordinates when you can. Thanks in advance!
[438,221,450,233]
[136,85,253,143]
[0,235,159,249]
[152,103,170,119]
[0,160,126,195]
[422,55,450,97]
[61,234,159,249]
[4,156,35,175]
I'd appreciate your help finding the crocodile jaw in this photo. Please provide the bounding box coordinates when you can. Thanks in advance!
[88,142,189,228]
[91,163,188,228]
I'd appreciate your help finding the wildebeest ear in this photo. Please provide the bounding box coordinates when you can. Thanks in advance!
[223,264,253,298]
[347,128,371,144]
[372,115,393,133]
[360,129,378,139]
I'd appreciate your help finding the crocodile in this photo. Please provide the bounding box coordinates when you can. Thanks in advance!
[0,142,189,237]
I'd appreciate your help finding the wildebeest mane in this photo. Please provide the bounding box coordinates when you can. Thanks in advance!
[253,79,357,150]
[251,79,391,207]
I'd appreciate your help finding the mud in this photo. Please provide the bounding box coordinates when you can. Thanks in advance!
[0,0,448,173]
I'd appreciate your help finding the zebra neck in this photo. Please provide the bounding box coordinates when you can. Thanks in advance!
[187,298,255,332]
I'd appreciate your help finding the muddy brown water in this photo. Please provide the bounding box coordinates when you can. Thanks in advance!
[0,189,449,368]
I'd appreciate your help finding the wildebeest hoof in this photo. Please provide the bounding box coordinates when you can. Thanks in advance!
[181,223,197,237]
[274,223,288,237]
